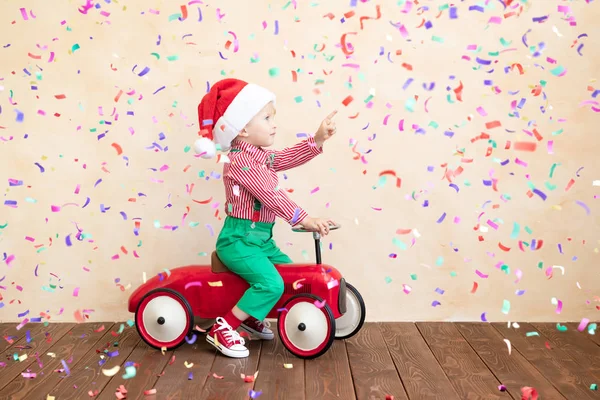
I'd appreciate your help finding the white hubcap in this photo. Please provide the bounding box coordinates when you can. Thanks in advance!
[284,301,328,351]
[142,295,187,343]
[335,289,361,337]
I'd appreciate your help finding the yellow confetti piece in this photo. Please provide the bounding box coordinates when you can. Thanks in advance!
[102,365,121,377]
[46,396,56,400]
[161,346,167,355]
[184,361,194,368]
[208,281,223,287]
[18,354,28,362]
[503,338,512,355]
[283,363,293,369]
[47,352,56,358]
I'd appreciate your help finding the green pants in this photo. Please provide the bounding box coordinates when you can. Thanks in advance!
[216,216,292,321]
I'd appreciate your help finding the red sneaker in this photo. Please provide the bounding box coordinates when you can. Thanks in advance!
[206,317,249,358]
[240,317,274,340]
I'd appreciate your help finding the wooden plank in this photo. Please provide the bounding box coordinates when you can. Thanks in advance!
[97,340,174,400]
[493,322,598,399]
[531,323,600,375]
[0,322,74,391]
[198,336,262,400]
[345,323,408,400]
[305,339,356,400]
[0,322,113,399]
[152,333,217,400]
[45,323,141,399]
[566,323,600,347]
[455,323,566,400]
[0,322,45,353]
[254,331,305,400]
[417,322,511,400]
[379,322,460,400]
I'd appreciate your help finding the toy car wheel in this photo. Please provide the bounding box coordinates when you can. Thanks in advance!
[135,288,193,350]
[335,283,366,340]
[278,294,335,359]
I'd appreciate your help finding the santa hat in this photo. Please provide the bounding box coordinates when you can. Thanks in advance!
[194,78,276,159]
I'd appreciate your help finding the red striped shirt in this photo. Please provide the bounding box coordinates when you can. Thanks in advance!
[223,136,323,225]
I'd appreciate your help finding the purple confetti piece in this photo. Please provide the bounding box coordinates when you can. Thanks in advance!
[249,390,263,399]
[26,330,32,342]
[185,334,197,344]
[120,212,127,220]
[34,163,45,173]
[61,359,70,376]
[82,197,91,208]
[431,300,441,307]
[481,312,488,322]
[516,290,526,296]
[449,183,459,192]
[188,372,193,380]
[65,234,72,247]
[533,189,547,200]
[137,66,150,76]
[436,212,446,223]
[434,288,445,295]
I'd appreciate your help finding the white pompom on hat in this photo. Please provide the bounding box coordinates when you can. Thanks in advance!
[194,78,276,159]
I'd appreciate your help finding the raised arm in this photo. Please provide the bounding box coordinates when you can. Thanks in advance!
[266,136,323,172]
[227,154,309,225]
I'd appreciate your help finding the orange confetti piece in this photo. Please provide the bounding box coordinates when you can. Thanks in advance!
[485,120,501,129]
[471,282,479,294]
[514,142,537,151]
[27,52,42,59]
[342,95,354,106]
[359,4,381,29]
[453,81,464,102]
[511,63,524,75]
[565,179,575,191]
[498,242,511,252]
[396,228,412,235]
[111,143,123,155]
[180,5,188,20]
[379,170,402,188]
[114,90,123,102]
[532,128,543,141]
[340,32,357,56]
[193,197,213,204]
[54,94,66,100]
[401,62,413,71]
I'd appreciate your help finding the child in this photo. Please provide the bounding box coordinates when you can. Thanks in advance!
[193,78,338,358]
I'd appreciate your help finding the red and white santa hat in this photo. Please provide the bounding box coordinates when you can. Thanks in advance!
[194,78,276,159]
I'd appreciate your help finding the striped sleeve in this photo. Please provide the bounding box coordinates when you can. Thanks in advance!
[268,136,323,172]
[228,154,308,225]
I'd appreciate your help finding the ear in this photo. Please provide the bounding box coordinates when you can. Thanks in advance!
[238,128,249,138]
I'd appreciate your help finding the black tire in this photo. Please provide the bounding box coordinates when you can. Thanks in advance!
[135,288,194,350]
[277,293,336,360]
[335,283,366,340]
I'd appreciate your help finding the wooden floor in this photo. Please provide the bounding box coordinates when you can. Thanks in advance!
[1,322,599,399]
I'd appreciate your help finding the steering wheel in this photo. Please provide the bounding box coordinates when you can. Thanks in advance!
[292,223,341,233]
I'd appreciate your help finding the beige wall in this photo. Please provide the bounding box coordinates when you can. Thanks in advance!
[1,0,599,324]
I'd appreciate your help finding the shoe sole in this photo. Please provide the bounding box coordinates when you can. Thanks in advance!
[240,324,275,340]
[206,334,249,358]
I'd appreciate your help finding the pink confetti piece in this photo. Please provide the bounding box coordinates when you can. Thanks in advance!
[73,287,80,297]
[475,270,489,278]
[577,318,590,331]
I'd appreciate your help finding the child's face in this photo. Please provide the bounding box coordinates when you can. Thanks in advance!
[238,102,277,148]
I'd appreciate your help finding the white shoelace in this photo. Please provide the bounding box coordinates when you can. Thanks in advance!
[215,317,245,345]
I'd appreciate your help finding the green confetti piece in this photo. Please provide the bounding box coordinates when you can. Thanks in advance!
[587,323,597,334]
[71,44,80,53]
[501,264,510,274]
[358,72,366,81]
[500,38,512,47]
[549,162,560,178]
[250,55,260,63]
[364,94,374,104]
[137,240,142,247]
[591,384,598,391]
[405,97,416,112]
[126,319,135,327]
[463,180,471,186]
[438,3,449,11]
[150,53,160,60]
[410,274,417,280]
[392,238,407,251]
[537,261,543,269]
[544,181,557,191]
[168,13,182,21]
[117,323,125,334]
[384,276,392,284]
[294,96,303,103]
[526,181,536,190]
[502,299,510,314]
[428,121,439,129]
[450,271,457,277]
[525,226,533,235]
[189,222,200,227]
[184,145,191,153]
[301,250,309,260]
[154,220,161,228]
[166,55,179,61]
[526,331,540,337]
[268,67,280,77]
[556,323,568,332]
[0,222,7,229]
[540,79,547,87]
[436,256,444,266]
[198,251,208,256]
[550,65,565,76]
[432,36,444,43]
[510,222,520,239]
[552,128,563,136]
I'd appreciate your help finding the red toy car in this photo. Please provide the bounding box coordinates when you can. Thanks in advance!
[128,224,365,359]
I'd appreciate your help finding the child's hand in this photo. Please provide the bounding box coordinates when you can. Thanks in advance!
[299,216,337,236]
[314,110,338,148]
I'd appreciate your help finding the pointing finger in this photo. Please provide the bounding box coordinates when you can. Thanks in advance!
[326,110,338,121]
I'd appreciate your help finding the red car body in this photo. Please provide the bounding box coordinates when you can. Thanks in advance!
[128,262,345,320]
